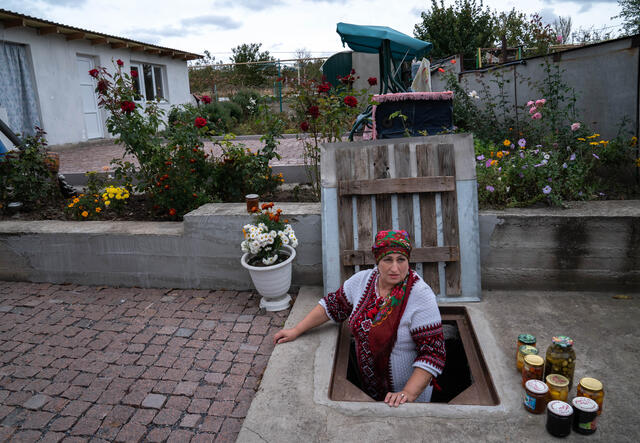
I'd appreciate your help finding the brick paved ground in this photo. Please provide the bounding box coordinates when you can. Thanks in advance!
[0,281,289,442]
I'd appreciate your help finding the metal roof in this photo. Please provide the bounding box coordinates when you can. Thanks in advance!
[0,8,202,60]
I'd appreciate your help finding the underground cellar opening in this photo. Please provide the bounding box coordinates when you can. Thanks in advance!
[329,306,500,405]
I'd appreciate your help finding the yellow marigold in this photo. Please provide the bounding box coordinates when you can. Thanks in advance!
[636,158,640,167]
[587,134,597,139]
[73,198,80,203]
[496,151,504,158]
[589,142,599,146]
[104,200,111,206]
[631,136,638,146]
[577,137,586,141]
[67,203,74,208]
[503,139,511,147]
[600,140,609,146]
[115,194,122,200]
[490,151,494,157]
[95,207,101,213]
[81,211,88,218]
[108,193,114,199]
[594,133,600,137]
[123,193,130,199]
[490,159,498,166]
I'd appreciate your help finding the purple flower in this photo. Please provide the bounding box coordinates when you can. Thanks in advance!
[578,191,583,196]
[485,185,495,193]
[522,165,528,169]
[599,192,606,196]
[533,149,540,154]
[534,163,543,168]
[518,138,526,147]
[548,177,553,182]
[562,163,568,168]
[520,152,525,159]
[477,155,485,161]
[498,167,502,172]
[593,153,600,159]
[570,153,576,161]
[485,160,492,168]
[519,173,524,178]
[542,185,552,195]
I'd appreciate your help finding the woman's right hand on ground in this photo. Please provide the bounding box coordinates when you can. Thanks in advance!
[273,328,300,345]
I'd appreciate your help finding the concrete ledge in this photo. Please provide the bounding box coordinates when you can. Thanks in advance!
[238,286,638,441]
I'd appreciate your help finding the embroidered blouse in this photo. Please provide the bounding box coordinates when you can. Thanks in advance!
[319,268,445,402]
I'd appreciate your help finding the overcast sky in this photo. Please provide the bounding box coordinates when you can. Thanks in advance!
[2,0,625,61]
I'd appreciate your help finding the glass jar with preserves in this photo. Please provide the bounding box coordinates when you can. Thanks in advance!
[577,377,604,416]
[546,374,569,402]
[544,336,576,388]
[522,354,544,387]
[516,345,538,372]
[546,400,574,438]
[524,379,549,414]
[572,396,598,435]
[516,334,536,358]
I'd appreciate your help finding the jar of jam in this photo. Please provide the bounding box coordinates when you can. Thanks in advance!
[524,379,549,414]
[546,374,569,402]
[517,334,536,358]
[577,377,604,416]
[521,354,544,387]
[572,396,598,435]
[516,345,538,372]
[544,336,576,389]
[245,194,259,213]
[546,400,573,438]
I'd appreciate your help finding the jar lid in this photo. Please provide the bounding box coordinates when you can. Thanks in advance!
[525,379,549,394]
[524,354,544,366]
[552,335,574,347]
[572,396,599,413]
[519,345,538,355]
[548,400,573,417]
[546,374,569,388]
[518,334,536,344]
[245,194,259,199]
[579,377,603,392]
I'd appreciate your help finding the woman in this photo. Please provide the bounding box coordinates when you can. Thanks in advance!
[274,230,445,407]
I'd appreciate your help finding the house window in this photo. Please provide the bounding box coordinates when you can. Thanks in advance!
[131,63,165,101]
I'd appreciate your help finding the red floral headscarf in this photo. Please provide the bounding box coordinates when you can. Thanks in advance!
[371,230,412,263]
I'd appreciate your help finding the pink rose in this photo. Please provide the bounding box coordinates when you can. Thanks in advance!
[535,99,546,106]
[526,100,534,106]
[529,106,537,114]
[532,112,542,120]
[571,122,581,131]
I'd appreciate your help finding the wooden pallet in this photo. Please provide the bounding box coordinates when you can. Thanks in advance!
[321,134,481,301]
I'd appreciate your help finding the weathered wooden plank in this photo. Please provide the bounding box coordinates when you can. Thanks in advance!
[342,246,460,266]
[335,148,355,281]
[338,176,455,196]
[438,143,461,296]
[416,143,440,293]
[393,143,416,245]
[373,145,392,232]
[354,147,373,260]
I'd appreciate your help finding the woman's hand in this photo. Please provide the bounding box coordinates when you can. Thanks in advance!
[273,328,300,345]
[384,390,416,407]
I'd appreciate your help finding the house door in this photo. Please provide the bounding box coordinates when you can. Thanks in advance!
[76,56,103,139]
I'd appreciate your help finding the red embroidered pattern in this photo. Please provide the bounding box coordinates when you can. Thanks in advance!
[322,286,353,322]
[411,323,446,374]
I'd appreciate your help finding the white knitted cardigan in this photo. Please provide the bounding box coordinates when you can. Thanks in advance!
[319,268,444,402]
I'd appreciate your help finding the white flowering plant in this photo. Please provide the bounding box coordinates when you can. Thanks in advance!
[241,202,298,266]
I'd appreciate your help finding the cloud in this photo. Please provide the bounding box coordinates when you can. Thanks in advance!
[180,15,242,29]
[214,0,285,11]
[537,8,558,26]
[1,0,87,15]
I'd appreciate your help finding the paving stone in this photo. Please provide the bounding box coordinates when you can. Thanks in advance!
[165,395,190,410]
[152,408,181,426]
[190,433,216,443]
[11,430,41,442]
[70,417,102,435]
[173,381,198,396]
[199,415,223,433]
[180,413,201,428]
[130,408,156,425]
[141,393,166,409]
[61,400,92,417]
[145,427,170,442]
[40,431,65,443]
[49,415,78,432]
[115,423,146,442]
[23,393,52,410]
[21,411,55,429]
[174,328,194,338]
[167,429,194,443]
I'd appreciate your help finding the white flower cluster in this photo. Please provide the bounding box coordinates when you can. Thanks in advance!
[241,223,298,265]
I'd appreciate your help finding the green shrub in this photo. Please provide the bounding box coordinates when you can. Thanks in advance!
[231,88,261,118]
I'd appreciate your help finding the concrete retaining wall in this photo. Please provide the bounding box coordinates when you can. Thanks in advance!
[1,201,638,292]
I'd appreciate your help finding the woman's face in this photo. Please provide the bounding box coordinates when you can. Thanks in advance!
[377,253,409,288]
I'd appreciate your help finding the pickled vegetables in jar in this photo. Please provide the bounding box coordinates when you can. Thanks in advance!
[517,345,538,372]
[544,336,576,389]
[577,377,604,416]
[522,354,545,387]
[517,334,536,358]
[546,374,569,401]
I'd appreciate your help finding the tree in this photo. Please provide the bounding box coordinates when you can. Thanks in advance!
[553,16,572,44]
[230,43,276,88]
[414,0,496,68]
[615,0,640,35]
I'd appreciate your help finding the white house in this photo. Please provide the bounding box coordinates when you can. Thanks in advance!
[0,8,201,147]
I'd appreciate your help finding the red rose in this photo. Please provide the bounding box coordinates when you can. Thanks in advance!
[367,77,377,86]
[194,117,207,128]
[169,208,177,216]
[450,59,456,64]
[88,69,99,78]
[300,121,309,132]
[130,70,138,78]
[343,95,358,108]
[307,105,320,119]
[317,82,331,93]
[120,101,135,113]
[201,95,211,104]
[116,59,124,67]
[438,68,445,73]
[350,68,356,75]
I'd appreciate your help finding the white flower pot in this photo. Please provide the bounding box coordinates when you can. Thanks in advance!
[240,244,296,311]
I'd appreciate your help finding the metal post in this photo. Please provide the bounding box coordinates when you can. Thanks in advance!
[277,60,282,113]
